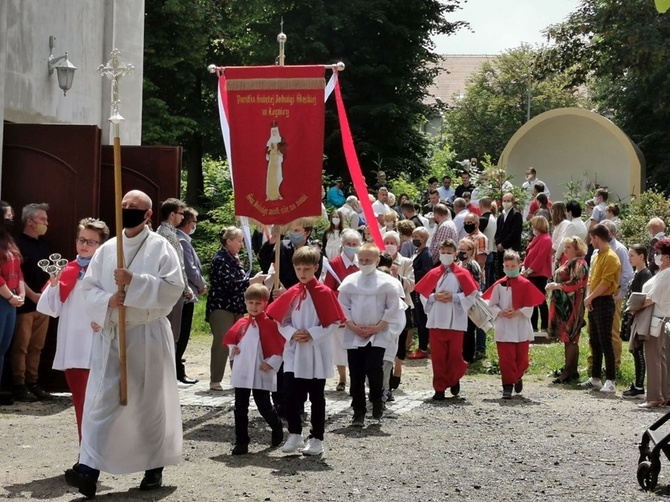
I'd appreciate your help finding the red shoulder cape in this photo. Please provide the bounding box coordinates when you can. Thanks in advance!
[222,312,285,359]
[413,263,478,298]
[482,275,546,309]
[41,260,82,303]
[265,278,346,327]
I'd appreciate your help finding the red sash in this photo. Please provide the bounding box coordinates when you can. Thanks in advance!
[222,312,286,359]
[482,276,546,309]
[413,263,478,299]
[41,261,82,303]
[265,278,346,327]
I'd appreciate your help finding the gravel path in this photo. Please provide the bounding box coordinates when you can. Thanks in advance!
[1,336,667,501]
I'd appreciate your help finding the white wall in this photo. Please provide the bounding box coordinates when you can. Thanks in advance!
[0,0,145,178]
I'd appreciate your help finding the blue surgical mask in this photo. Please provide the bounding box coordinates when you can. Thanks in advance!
[343,246,359,258]
[504,268,520,279]
[288,231,304,246]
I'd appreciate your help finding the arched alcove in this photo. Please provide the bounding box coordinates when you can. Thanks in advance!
[499,107,645,203]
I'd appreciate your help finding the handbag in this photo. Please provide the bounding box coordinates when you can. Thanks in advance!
[468,292,494,332]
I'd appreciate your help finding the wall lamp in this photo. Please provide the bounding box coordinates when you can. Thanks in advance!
[48,36,77,96]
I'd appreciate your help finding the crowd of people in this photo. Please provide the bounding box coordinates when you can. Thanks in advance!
[1,164,670,497]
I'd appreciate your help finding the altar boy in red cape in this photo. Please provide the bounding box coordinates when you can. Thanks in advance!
[223,284,285,456]
[482,250,546,399]
[414,238,478,400]
[265,246,345,456]
[37,218,110,450]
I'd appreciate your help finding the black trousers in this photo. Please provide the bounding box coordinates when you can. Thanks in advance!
[175,301,194,379]
[588,296,616,381]
[234,387,282,445]
[528,276,549,331]
[348,344,385,416]
[284,373,326,440]
[412,292,429,351]
[463,319,476,363]
[633,345,646,388]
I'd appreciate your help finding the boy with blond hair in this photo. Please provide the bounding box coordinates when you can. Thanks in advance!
[223,284,285,455]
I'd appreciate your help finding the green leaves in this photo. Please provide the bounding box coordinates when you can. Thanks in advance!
[656,0,670,13]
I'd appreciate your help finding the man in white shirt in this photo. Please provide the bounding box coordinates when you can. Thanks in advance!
[68,190,185,498]
[438,175,455,203]
[371,187,391,227]
[522,167,550,218]
[555,200,589,260]
[452,198,469,240]
[588,188,609,231]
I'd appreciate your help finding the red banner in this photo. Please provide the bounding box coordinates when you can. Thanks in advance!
[220,66,325,225]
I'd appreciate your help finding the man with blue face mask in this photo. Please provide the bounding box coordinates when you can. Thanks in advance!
[259,220,323,295]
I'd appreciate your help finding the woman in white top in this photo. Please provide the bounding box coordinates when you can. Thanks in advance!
[323,209,344,261]
[631,237,670,408]
[550,202,570,261]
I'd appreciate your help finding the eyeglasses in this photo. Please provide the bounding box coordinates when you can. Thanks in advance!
[176,212,184,216]
[76,237,100,247]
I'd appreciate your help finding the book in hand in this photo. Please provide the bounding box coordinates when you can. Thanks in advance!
[627,292,648,311]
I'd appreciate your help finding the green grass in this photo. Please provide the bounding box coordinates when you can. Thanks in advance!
[409,328,636,388]
[191,299,212,339]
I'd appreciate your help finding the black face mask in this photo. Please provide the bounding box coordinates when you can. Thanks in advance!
[122,208,148,229]
[463,223,477,234]
[412,239,422,248]
[3,218,13,230]
[458,251,468,262]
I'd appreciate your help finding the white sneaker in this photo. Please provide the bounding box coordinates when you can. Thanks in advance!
[600,380,616,393]
[209,382,223,391]
[302,437,324,456]
[281,433,304,453]
[579,377,603,390]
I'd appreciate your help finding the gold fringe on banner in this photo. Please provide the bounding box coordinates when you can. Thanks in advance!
[226,78,326,91]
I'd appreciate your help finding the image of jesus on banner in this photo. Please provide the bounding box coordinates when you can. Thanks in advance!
[265,121,287,201]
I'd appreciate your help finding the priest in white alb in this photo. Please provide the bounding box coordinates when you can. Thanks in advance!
[64,190,184,499]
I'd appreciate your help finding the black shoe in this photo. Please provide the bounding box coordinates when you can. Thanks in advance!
[502,385,513,399]
[178,375,198,385]
[351,414,365,427]
[386,390,395,402]
[232,443,249,455]
[372,400,383,420]
[390,375,401,390]
[27,383,53,400]
[0,393,14,405]
[64,468,97,499]
[13,385,38,402]
[450,382,460,396]
[514,378,523,394]
[432,391,446,401]
[139,471,163,491]
[271,426,284,447]
[473,350,486,362]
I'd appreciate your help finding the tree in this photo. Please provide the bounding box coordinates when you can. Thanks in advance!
[443,45,587,163]
[144,1,465,205]
[545,0,670,189]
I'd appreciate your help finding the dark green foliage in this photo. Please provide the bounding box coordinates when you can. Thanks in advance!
[545,0,670,190]
[445,45,587,163]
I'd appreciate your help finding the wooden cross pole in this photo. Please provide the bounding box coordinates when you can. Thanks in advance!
[98,49,134,406]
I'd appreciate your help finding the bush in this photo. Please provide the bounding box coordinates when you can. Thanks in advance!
[619,188,670,247]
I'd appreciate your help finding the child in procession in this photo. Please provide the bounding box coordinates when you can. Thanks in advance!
[483,250,546,399]
[223,284,285,455]
[266,246,345,456]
